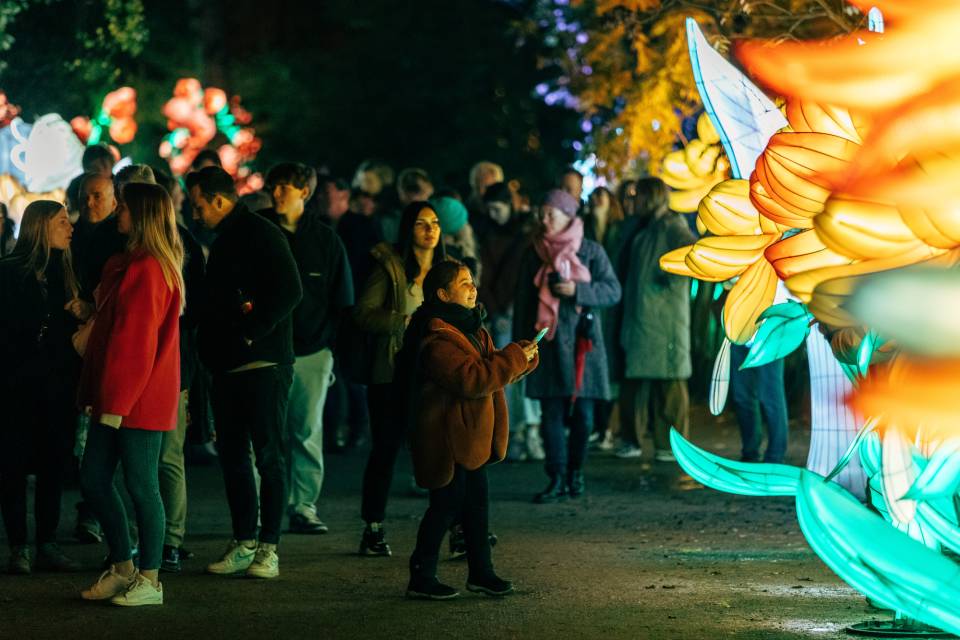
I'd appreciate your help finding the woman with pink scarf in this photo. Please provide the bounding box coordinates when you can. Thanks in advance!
[513,190,621,503]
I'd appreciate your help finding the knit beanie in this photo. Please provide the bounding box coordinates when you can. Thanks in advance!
[430,196,469,235]
[543,189,580,217]
[482,181,512,205]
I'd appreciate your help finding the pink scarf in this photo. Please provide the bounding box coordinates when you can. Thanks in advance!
[533,216,591,340]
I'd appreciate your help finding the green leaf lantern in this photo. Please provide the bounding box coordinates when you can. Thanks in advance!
[740,301,813,370]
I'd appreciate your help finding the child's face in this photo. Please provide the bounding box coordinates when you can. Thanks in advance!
[442,267,477,309]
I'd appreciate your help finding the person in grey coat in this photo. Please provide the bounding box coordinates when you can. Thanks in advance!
[617,178,696,462]
[514,190,621,503]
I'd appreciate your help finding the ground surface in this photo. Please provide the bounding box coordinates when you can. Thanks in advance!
[0,409,889,640]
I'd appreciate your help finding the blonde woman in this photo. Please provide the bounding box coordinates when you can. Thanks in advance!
[77,182,184,606]
[0,201,85,574]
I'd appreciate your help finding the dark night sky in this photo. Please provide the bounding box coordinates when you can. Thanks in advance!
[4,0,578,192]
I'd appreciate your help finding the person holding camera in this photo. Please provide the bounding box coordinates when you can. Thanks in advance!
[513,190,621,503]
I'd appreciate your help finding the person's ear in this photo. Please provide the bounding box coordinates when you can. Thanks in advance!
[300,186,310,201]
[437,288,450,303]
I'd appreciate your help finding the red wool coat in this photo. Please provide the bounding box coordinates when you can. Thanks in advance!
[410,318,538,489]
[78,250,181,431]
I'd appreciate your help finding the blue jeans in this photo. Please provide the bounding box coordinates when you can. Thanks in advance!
[80,424,164,570]
[729,344,789,462]
[539,398,594,476]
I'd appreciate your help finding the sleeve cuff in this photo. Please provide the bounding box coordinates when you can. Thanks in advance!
[100,413,123,428]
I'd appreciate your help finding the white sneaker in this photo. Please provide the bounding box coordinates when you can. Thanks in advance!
[206,540,256,575]
[81,566,136,600]
[110,573,163,607]
[246,544,279,579]
[598,432,616,452]
[615,444,643,459]
[655,449,676,463]
[525,425,545,461]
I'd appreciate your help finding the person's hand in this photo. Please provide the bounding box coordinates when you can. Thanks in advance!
[65,298,94,322]
[519,340,539,363]
[551,281,576,298]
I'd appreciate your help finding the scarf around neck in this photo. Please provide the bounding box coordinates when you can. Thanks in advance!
[532,216,591,340]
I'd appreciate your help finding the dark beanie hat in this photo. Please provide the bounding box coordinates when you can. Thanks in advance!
[482,181,512,205]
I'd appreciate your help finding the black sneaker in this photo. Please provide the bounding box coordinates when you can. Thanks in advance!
[179,546,195,560]
[406,577,460,600]
[466,573,514,597]
[359,524,391,557]
[74,505,103,544]
[289,512,329,535]
[160,545,181,573]
[35,543,81,572]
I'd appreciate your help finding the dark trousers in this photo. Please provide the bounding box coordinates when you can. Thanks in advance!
[212,365,293,545]
[540,397,594,476]
[0,377,75,547]
[619,378,689,451]
[80,424,164,570]
[410,466,492,580]
[360,383,403,524]
[729,345,788,463]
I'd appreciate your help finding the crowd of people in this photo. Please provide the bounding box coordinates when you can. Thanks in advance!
[0,144,789,604]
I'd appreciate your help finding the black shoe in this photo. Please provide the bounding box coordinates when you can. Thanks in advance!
[179,545,195,560]
[74,504,103,544]
[289,512,330,534]
[35,543,81,572]
[160,545,181,573]
[359,524,392,557]
[533,474,567,504]
[466,573,514,597]
[406,577,460,600]
[567,470,585,498]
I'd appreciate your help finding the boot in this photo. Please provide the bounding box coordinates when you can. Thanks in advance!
[407,555,459,600]
[533,473,567,504]
[566,469,585,498]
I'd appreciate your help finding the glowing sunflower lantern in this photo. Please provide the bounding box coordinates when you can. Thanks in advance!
[660,178,779,343]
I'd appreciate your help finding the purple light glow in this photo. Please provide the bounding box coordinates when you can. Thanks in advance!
[576,33,589,45]
[536,83,550,96]
[580,120,593,133]
[581,65,593,75]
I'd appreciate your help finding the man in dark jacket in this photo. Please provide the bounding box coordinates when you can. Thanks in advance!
[188,166,302,580]
[261,163,354,535]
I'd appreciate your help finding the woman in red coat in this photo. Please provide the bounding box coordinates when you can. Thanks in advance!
[78,182,184,607]
[396,260,538,600]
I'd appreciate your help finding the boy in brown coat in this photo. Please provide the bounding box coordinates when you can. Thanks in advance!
[396,260,538,600]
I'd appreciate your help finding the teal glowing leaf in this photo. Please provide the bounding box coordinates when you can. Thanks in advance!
[916,502,960,554]
[709,338,731,416]
[795,472,960,635]
[856,330,882,379]
[670,428,802,497]
[905,440,960,501]
[824,417,879,483]
[740,302,813,370]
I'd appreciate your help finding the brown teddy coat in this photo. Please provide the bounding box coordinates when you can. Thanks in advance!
[410,318,538,489]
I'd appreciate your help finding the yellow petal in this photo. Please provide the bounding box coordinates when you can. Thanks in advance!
[785,244,948,303]
[659,245,701,279]
[697,112,721,146]
[764,230,853,280]
[899,203,960,250]
[723,259,778,344]
[684,234,777,282]
[697,179,764,237]
[815,194,925,260]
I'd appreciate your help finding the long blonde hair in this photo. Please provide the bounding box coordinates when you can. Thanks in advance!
[122,182,185,312]
[11,200,79,298]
